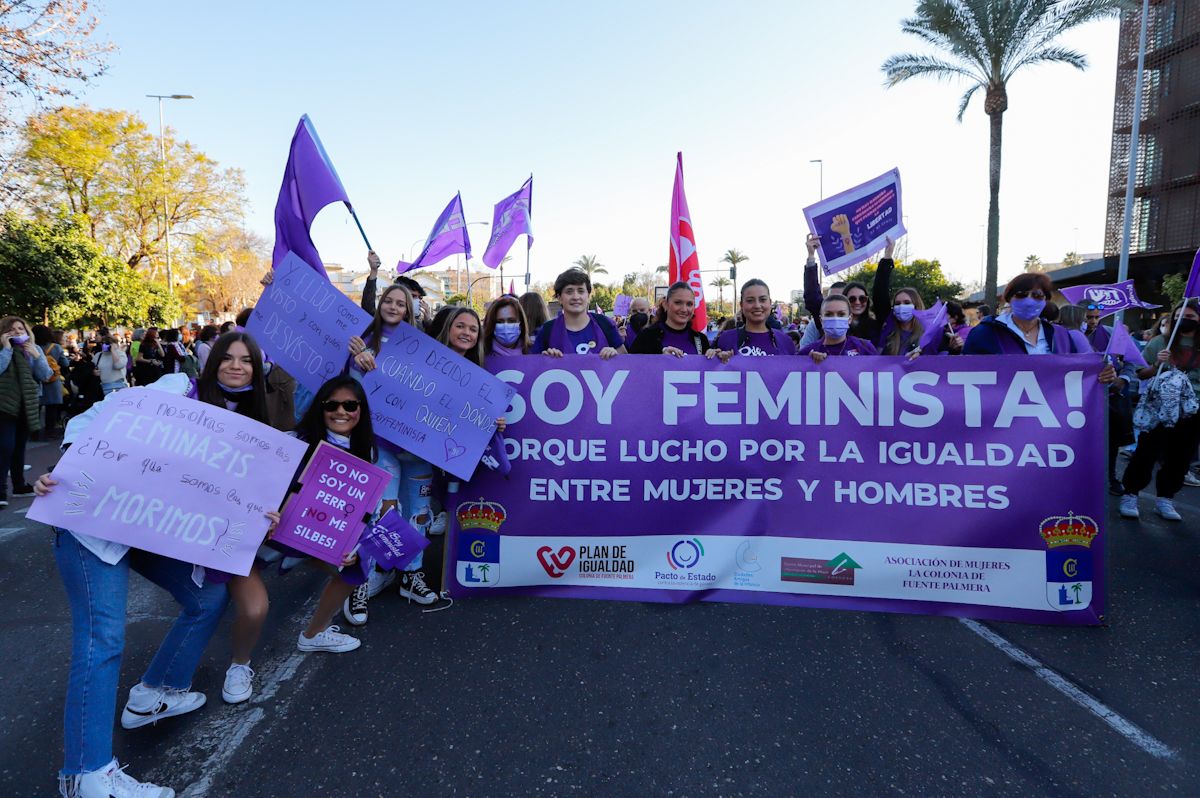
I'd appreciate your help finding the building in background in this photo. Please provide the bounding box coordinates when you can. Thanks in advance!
[1097,1,1200,307]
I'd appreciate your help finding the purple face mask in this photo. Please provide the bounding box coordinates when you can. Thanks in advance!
[9,334,28,346]
[1010,298,1046,321]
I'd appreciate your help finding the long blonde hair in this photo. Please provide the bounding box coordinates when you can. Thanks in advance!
[882,288,925,356]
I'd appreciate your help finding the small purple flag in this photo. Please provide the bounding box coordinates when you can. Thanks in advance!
[272,116,352,276]
[1104,320,1148,368]
[916,300,949,351]
[356,508,430,572]
[1058,279,1160,317]
[479,430,511,477]
[1185,247,1200,299]
[482,176,534,269]
[397,193,472,274]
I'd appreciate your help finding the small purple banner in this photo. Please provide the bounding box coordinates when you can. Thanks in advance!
[803,168,906,276]
[357,507,430,571]
[1058,279,1160,317]
[272,442,391,566]
[29,388,308,575]
[246,251,373,393]
[613,294,632,317]
[449,355,1106,626]
[358,321,517,481]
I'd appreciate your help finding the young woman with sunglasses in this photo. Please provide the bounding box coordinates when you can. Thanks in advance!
[800,235,884,348]
[963,274,1091,355]
[630,282,709,356]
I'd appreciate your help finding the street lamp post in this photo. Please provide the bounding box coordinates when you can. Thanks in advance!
[146,94,193,297]
[809,159,823,200]
[461,221,489,306]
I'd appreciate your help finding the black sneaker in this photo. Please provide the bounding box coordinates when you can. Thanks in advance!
[1109,478,1124,496]
[11,484,34,498]
[343,582,369,626]
[398,571,438,605]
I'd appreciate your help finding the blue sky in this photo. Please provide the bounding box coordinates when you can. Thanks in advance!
[77,0,1121,298]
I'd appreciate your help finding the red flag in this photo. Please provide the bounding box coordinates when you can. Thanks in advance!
[668,153,708,332]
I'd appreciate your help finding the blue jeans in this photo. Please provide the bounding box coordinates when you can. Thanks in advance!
[53,530,229,775]
[378,448,433,569]
[100,380,126,396]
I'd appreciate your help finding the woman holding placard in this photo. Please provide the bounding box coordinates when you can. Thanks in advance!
[629,282,708,356]
[345,283,441,613]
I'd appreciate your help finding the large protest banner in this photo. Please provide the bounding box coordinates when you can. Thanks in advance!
[804,169,906,276]
[30,388,308,575]
[447,356,1107,626]
[359,321,517,481]
[246,250,373,393]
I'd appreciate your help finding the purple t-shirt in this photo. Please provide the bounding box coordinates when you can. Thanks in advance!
[798,336,878,357]
[662,327,701,354]
[715,328,796,357]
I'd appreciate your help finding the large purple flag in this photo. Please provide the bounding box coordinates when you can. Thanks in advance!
[1058,279,1159,317]
[1185,247,1200,299]
[272,116,352,276]
[397,193,472,274]
[482,176,533,269]
[1104,320,1148,368]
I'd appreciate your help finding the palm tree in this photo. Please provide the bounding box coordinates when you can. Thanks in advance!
[719,249,750,288]
[709,276,732,314]
[573,254,607,278]
[882,0,1124,309]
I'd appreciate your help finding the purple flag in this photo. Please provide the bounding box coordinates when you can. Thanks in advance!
[479,430,511,477]
[1185,247,1200,299]
[273,116,352,276]
[482,176,533,269]
[357,508,429,572]
[1104,320,1148,368]
[1058,279,1159,317]
[917,300,949,350]
[397,193,472,274]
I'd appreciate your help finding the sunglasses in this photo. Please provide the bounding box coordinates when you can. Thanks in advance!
[1012,291,1048,300]
[1085,304,1103,311]
[321,400,361,413]
[847,295,868,304]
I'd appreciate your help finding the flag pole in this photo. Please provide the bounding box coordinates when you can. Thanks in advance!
[347,204,373,252]
[1155,307,1184,377]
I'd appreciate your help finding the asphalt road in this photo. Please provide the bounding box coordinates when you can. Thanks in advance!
[1,437,1197,797]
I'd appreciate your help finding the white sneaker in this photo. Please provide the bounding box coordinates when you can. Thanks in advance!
[365,568,396,599]
[297,625,360,653]
[278,555,307,574]
[61,758,174,797]
[429,511,448,536]
[120,683,206,729]
[1156,498,1183,521]
[1118,495,1140,519]
[398,571,438,605]
[1182,471,1200,487]
[342,582,369,626]
[221,663,254,705]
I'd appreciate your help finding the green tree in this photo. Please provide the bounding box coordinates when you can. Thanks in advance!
[882,0,1125,310]
[17,105,247,278]
[590,284,618,312]
[720,248,750,284]
[1024,254,1044,273]
[843,257,965,307]
[1161,273,1185,308]
[709,275,732,313]
[1061,251,1083,268]
[572,254,607,278]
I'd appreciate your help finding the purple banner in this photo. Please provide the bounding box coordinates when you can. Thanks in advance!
[247,251,373,393]
[447,355,1106,625]
[358,322,517,480]
[1058,279,1159,317]
[803,168,907,276]
[29,388,308,575]
[272,442,391,566]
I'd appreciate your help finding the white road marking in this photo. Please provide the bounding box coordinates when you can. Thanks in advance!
[0,526,26,542]
[960,618,1177,760]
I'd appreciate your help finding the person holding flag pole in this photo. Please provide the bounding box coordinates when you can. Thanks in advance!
[1118,287,1200,521]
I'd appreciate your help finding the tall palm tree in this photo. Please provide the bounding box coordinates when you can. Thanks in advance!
[573,254,607,278]
[719,249,750,288]
[882,0,1124,309]
[709,276,732,313]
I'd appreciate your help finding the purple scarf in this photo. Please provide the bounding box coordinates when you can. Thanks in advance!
[548,312,607,354]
